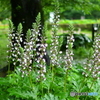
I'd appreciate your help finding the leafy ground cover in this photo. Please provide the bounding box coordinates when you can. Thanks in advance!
[0,64,100,100]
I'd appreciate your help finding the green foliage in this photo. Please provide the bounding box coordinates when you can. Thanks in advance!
[0,0,11,21]
[8,20,14,31]
[0,1,100,99]
[42,0,100,16]
[60,33,92,51]
[26,29,31,42]
[17,23,23,34]
[61,9,100,19]
[73,47,93,59]
[0,0,100,20]
[0,64,100,100]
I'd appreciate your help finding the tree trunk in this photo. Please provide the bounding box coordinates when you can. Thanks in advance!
[10,0,43,46]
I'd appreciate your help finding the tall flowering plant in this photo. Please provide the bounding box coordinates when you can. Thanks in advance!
[7,13,48,79]
[64,25,74,71]
[7,21,23,69]
[92,26,100,79]
[82,25,100,79]
[50,1,60,67]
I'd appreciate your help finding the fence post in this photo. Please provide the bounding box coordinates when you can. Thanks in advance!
[92,24,99,42]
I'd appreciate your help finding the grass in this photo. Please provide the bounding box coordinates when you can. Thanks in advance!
[0,21,9,29]
[81,30,92,38]
[0,20,9,68]
[58,19,100,25]
[0,29,9,68]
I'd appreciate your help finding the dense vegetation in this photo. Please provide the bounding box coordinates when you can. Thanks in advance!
[0,15,100,100]
[0,0,100,100]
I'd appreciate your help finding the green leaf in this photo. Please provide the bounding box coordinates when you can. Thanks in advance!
[26,29,31,42]
[36,13,41,26]
[8,20,13,31]
[17,23,22,34]
[43,94,59,100]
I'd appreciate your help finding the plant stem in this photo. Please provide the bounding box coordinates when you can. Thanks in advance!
[28,71,33,89]
[78,76,87,92]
